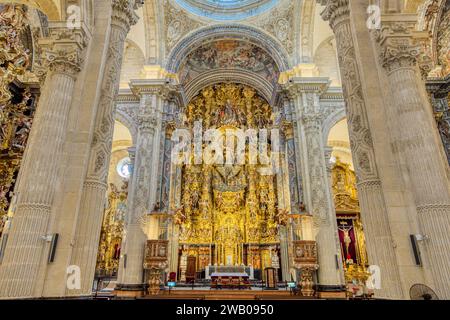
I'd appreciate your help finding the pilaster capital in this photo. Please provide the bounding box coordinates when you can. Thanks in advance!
[137,113,158,133]
[318,0,350,30]
[38,25,88,78]
[301,113,324,132]
[375,15,425,73]
[281,77,330,98]
[130,79,175,100]
[112,0,142,32]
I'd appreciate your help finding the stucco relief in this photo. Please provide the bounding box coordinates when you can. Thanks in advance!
[164,0,204,53]
[255,0,294,54]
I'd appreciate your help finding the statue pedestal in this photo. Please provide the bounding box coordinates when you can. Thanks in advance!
[143,240,168,296]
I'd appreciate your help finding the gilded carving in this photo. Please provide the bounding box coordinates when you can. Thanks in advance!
[96,182,128,276]
[256,0,294,54]
[0,5,34,229]
[164,0,203,53]
[175,83,281,267]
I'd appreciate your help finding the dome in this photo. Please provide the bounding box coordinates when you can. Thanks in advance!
[175,0,279,20]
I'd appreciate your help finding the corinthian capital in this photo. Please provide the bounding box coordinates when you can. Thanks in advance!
[112,0,142,32]
[318,0,350,30]
[375,17,423,73]
[38,26,88,77]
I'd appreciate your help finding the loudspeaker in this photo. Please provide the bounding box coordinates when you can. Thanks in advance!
[48,233,59,263]
[410,234,422,266]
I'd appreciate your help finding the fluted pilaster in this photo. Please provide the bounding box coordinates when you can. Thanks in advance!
[319,0,403,298]
[117,82,168,289]
[377,21,450,299]
[68,1,140,296]
[0,27,86,298]
[302,112,343,289]
[285,79,344,290]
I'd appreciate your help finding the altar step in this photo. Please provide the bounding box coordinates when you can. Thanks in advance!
[143,289,316,300]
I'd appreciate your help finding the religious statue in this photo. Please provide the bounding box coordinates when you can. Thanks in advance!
[338,225,354,264]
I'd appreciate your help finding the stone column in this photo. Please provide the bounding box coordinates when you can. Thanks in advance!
[68,1,139,296]
[319,0,403,299]
[116,81,168,290]
[0,27,86,298]
[286,79,344,293]
[377,22,450,299]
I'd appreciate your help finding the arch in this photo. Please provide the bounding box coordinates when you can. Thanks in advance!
[184,69,273,103]
[326,118,353,169]
[142,0,160,64]
[314,36,341,86]
[165,24,291,73]
[119,39,145,89]
[322,105,346,142]
[115,106,138,144]
[298,0,316,63]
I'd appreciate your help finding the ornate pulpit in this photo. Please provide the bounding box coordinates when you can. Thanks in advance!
[292,240,318,297]
[143,240,168,295]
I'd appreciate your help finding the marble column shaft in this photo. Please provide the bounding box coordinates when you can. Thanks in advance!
[378,29,450,298]
[0,29,85,298]
[320,0,403,299]
[68,2,139,296]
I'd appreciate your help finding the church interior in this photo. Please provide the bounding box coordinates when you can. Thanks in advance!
[0,0,449,301]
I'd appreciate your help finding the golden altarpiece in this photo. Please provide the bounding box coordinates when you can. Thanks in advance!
[172,83,288,281]
[331,158,369,284]
[0,5,37,239]
[96,182,128,277]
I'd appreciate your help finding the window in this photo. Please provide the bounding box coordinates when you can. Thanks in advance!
[117,157,131,179]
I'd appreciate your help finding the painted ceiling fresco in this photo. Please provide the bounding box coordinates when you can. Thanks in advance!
[178,39,280,86]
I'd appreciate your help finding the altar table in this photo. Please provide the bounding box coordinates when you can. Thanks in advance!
[210,272,251,289]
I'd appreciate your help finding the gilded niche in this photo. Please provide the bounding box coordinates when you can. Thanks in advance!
[331,158,359,213]
[175,83,281,266]
[96,182,128,276]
